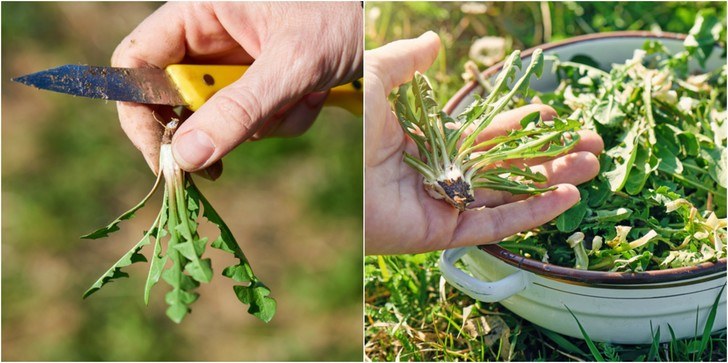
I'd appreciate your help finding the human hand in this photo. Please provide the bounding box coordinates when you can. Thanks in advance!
[112,2,363,177]
[365,32,604,255]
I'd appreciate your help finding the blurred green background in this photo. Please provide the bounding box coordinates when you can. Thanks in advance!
[366,1,726,104]
[365,1,726,361]
[3,2,362,361]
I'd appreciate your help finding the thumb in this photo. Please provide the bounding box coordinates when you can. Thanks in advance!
[366,31,441,92]
[171,49,316,171]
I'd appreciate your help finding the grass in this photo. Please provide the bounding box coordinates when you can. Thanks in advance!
[365,2,727,361]
[366,254,727,361]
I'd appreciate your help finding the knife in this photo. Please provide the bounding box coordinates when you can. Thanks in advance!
[13,64,363,115]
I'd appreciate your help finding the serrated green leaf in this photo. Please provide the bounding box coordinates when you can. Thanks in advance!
[144,190,169,305]
[223,264,254,283]
[81,173,162,239]
[162,264,200,323]
[586,208,633,223]
[165,301,189,324]
[83,223,155,299]
[161,181,202,324]
[707,147,727,188]
[519,110,541,128]
[173,238,207,261]
[593,97,625,126]
[603,122,641,192]
[512,21,728,273]
[533,52,544,78]
[556,198,588,233]
[233,283,277,323]
[187,183,246,260]
[655,143,683,174]
[624,144,653,195]
[184,258,213,283]
[678,132,700,157]
[684,9,720,67]
[187,180,275,322]
[144,241,167,305]
[210,235,234,254]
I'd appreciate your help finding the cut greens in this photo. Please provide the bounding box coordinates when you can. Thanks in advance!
[500,11,727,272]
[394,49,581,211]
[82,118,275,323]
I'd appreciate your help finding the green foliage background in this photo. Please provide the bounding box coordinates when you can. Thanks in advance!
[365,1,726,361]
[2,2,362,361]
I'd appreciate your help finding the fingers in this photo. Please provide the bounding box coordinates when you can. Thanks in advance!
[111,3,189,172]
[472,151,600,207]
[365,32,441,168]
[268,92,328,138]
[170,5,362,171]
[111,3,247,69]
[169,46,328,171]
[448,184,580,249]
[530,151,600,188]
[366,31,441,92]
[111,2,247,173]
[251,91,329,140]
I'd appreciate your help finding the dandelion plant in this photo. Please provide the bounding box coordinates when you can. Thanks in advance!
[394,49,581,210]
[499,11,727,271]
[82,117,275,323]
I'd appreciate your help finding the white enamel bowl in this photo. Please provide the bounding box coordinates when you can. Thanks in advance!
[439,32,727,345]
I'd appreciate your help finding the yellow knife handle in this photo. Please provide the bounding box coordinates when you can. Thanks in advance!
[165,64,362,115]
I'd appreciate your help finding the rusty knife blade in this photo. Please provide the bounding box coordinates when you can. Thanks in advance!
[12,65,186,106]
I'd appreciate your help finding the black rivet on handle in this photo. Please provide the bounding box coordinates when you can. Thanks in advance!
[203,74,215,86]
[352,79,362,90]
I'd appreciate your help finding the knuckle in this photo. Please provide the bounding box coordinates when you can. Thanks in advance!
[110,40,128,67]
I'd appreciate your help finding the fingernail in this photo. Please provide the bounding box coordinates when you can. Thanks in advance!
[421,30,437,38]
[304,91,328,108]
[173,129,215,170]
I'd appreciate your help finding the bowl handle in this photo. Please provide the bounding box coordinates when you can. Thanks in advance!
[439,247,527,302]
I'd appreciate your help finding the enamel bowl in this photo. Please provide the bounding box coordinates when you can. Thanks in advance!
[439,32,727,344]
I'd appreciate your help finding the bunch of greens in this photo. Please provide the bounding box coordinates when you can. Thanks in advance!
[82,118,275,323]
[394,49,581,211]
[502,11,727,271]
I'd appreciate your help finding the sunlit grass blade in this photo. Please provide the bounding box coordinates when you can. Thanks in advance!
[698,284,725,355]
[647,321,661,361]
[565,305,605,362]
[539,328,588,356]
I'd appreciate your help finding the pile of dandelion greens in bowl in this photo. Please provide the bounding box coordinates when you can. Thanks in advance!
[498,14,727,272]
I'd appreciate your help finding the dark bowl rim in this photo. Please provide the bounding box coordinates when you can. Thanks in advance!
[479,244,727,284]
[444,30,727,284]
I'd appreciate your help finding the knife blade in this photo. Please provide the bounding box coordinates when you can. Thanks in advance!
[13,64,363,114]
[13,65,186,105]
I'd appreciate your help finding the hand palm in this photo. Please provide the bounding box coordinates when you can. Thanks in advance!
[365,32,603,255]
